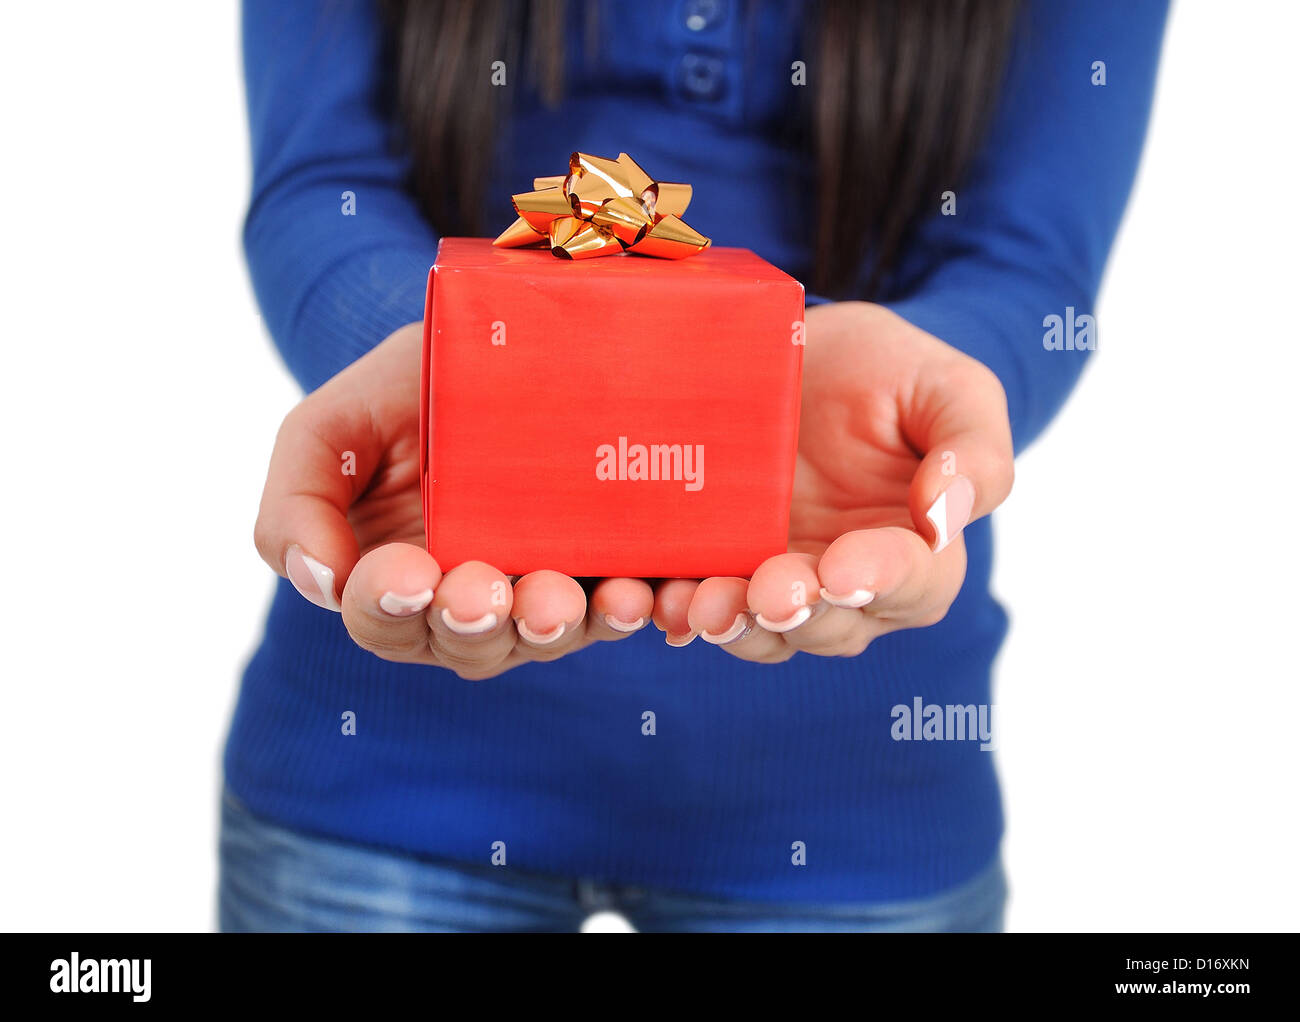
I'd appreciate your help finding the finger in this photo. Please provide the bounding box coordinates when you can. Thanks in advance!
[253,401,383,611]
[587,578,655,641]
[818,526,964,627]
[340,542,442,662]
[511,570,589,661]
[428,560,517,674]
[652,579,701,646]
[687,576,789,663]
[904,358,1015,553]
[747,553,871,657]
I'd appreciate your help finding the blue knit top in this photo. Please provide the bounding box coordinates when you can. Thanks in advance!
[227,0,1166,900]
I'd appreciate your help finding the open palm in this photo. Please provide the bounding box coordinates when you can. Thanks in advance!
[682,301,1015,662]
[256,302,1014,675]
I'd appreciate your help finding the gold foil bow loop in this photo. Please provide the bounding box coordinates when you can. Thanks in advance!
[494,151,710,260]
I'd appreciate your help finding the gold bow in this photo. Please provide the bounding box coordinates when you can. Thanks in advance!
[493,152,711,260]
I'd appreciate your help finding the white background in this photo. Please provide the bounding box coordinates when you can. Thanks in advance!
[1,1,1295,932]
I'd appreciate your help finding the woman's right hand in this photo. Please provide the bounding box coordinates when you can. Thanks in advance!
[254,322,671,680]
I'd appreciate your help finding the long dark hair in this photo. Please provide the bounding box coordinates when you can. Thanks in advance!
[380,0,1020,298]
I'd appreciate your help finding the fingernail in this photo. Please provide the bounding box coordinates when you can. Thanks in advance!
[285,545,340,612]
[515,619,566,645]
[665,631,697,647]
[819,587,875,609]
[926,475,976,553]
[441,608,499,634]
[604,614,645,633]
[755,605,813,633]
[701,613,751,645]
[378,589,433,617]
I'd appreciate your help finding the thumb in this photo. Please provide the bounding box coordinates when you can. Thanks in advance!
[905,358,1015,553]
[253,396,384,611]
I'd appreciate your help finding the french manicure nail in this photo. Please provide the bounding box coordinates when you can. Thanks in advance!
[516,619,566,645]
[926,474,976,553]
[701,613,751,645]
[285,544,340,612]
[379,589,433,617]
[665,631,697,647]
[755,605,813,633]
[604,614,645,633]
[819,587,875,609]
[441,608,499,634]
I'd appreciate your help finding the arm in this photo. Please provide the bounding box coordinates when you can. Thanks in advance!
[884,0,1170,452]
[242,0,437,391]
[246,1,663,677]
[687,0,1171,662]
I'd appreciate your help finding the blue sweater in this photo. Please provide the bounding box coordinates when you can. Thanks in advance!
[228,0,1166,901]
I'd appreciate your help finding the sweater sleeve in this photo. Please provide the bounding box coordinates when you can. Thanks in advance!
[242,0,438,392]
[882,0,1169,452]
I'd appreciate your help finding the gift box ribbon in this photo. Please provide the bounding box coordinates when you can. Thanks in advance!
[493,152,711,260]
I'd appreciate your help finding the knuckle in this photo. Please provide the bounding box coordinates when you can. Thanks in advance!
[912,601,955,629]
[516,643,575,663]
[349,625,428,662]
[276,400,313,441]
[360,644,423,664]
[992,456,1016,502]
[430,643,505,675]
[452,665,503,681]
[963,358,1006,402]
[837,635,873,658]
[734,644,796,665]
[252,518,278,568]
[275,399,333,457]
[798,631,872,659]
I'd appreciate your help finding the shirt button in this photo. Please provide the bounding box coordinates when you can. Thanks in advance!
[683,0,725,32]
[678,52,726,102]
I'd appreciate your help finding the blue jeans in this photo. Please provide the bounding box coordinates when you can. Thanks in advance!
[219,792,1007,932]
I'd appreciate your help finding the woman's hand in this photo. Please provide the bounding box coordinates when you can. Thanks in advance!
[254,322,659,680]
[671,300,1015,662]
[256,301,1012,677]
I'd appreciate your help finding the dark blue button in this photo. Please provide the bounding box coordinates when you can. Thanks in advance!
[678,52,726,102]
[683,0,725,32]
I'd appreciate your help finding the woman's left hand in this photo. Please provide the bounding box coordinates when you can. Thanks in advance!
[665,300,1015,661]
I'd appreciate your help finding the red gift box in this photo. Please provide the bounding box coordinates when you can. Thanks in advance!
[420,237,804,578]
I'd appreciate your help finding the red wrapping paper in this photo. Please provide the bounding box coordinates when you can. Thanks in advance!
[421,237,804,578]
